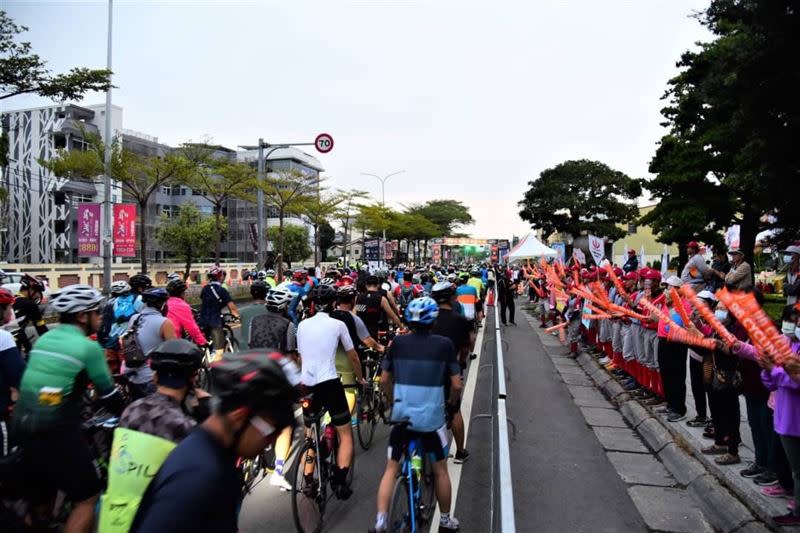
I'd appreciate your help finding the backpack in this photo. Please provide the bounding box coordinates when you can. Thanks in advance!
[119,315,147,367]
[113,294,137,324]
[397,285,415,311]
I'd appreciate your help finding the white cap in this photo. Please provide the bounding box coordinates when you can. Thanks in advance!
[665,275,683,287]
[782,245,800,255]
[697,290,717,302]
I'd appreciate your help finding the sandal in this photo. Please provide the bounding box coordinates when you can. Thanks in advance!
[701,444,727,455]
[714,453,741,465]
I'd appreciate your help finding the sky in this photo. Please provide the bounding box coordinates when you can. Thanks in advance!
[2,0,711,240]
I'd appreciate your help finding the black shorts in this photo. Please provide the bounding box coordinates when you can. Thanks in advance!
[303,378,351,427]
[208,326,225,349]
[388,425,448,463]
[475,300,483,315]
[19,427,102,504]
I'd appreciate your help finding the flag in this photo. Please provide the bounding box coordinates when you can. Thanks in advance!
[640,244,645,269]
[588,235,604,265]
[661,244,669,277]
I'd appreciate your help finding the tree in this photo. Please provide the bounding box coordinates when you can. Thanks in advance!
[258,169,316,277]
[0,11,112,101]
[155,203,218,279]
[302,187,346,265]
[390,212,439,262]
[181,144,255,262]
[406,199,474,236]
[319,221,336,261]
[648,1,800,259]
[266,224,311,267]
[518,159,642,241]
[356,203,397,238]
[334,189,369,264]
[42,134,192,273]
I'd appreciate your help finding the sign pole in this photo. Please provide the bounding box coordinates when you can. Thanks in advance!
[102,0,113,289]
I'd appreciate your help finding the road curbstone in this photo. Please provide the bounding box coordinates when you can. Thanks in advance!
[657,442,706,486]
[688,474,755,533]
[600,378,627,400]
[619,400,652,429]
[730,521,772,533]
[637,417,673,453]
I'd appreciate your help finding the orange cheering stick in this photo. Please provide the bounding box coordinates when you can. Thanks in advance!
[679,285,738,346]
[666,324,716,350]
[604,263,629,298]
[669,288,693,328]
[544,322,568,333]
[717,288,794,364]
[638,297,688,333]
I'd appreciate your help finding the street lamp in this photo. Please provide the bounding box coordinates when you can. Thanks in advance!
[361,170,405,267]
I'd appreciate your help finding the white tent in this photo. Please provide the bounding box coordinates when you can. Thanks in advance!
[507,233,558,261]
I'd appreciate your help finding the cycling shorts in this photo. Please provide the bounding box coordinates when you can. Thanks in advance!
[208,326,225,349]
[19,426,103,504]
[388,424,448,463]
[303,378,351,427]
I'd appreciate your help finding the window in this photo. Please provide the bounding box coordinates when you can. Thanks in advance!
[71,193,94,204]
[161,205,180,218]
[627,223,638,235]
[161,185,171,195]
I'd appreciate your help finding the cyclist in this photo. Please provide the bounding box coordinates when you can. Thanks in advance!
[13,284,125,533]
[286,269,311,326]
[124,287,177,399]
[129,273,153,295]
[0,288,24,459]
[264,268,277,289]
[372,297,462,533]
[199,267,240,362]
[12,273,48,354]
[297,284,365,500]
[130,351,300,533]
[166,278,208,347]
[240,280,269,349]
[98,279,139,373]
[357,275,403,341]
[248,287,296,490]
[394,273,422,317]
[467,268,486,324]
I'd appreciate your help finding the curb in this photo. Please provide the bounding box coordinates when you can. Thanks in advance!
[573,348,772,533]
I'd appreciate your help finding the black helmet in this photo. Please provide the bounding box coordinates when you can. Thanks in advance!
[431,281,455,303]
[130,274,153,291]
[250,280,268,299]
[311,284,337,305]
[337,284,358,300]
[149,339,203,375]
[166,279,187,297]
[20,273,46,293]
[210,351,301,429]
[142,287,169,307]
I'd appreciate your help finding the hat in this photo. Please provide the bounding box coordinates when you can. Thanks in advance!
[613,267,624,277]
[696,290,717,302]
[642,269,662,281]
[627,249,636,254]
[782,245,800,255]
[664,275,683,287]
[728,247,744,255]
[623,271,639,281]
[687,241,700,250]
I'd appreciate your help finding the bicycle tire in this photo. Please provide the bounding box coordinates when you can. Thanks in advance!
[356,387,377,450]
[224,326,239,353]
[387,475,413,533]
[195,365,210,391]
[292,441,324,533]
[419,457,436,524]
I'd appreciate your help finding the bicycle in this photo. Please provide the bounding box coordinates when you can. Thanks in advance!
[291,388,356,533]
[221,313,240,353]
[356,349,389,450]
[385,420,437,533]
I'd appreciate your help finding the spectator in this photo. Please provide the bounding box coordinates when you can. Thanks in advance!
[622,248,639,273]
[497,269,518,326]
[782,245,800,306]
[724,248,753,290]
[680,241,709,289]
[708,247,731,292]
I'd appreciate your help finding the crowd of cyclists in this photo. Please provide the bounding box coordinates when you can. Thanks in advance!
[0,261,510,532]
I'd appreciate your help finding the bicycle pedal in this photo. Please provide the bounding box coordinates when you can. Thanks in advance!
[437,526,459,533]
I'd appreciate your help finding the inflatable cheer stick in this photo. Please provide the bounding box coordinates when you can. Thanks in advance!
[679,285,738,346]
[669,288,693,330]
[666,325,717,351]
[717,288,794,364]
[604,263,629,299]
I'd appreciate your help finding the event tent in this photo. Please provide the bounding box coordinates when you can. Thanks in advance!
[507,233,558,260]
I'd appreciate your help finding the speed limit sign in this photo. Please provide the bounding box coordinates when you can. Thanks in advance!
[314,133,334,154]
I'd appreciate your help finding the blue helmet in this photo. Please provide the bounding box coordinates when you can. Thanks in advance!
[404,296,439,325]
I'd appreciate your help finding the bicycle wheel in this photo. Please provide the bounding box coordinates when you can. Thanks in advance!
[357,387,377,450]
[419,457,436,524]
[225,327,240,353]
[387,475,413,533]
[195,364,210,391]
[292,441,324,533]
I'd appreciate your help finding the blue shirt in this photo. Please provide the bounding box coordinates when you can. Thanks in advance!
[382,331,460,432]
[199,282,231,328]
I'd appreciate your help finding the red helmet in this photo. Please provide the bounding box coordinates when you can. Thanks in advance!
[339,275,354,286]
[0,288,15,305]
[292,270,307,282]
[207,267,226,281]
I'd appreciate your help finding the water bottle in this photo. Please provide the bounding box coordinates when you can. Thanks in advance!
[410,448,422,474]
[321,425,335,459]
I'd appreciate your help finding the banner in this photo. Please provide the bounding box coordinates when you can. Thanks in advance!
[77,203,101,257]
[661,244,669,277]
[588,235,604,265]
[364,239,380,261]
[551,242,566,263]
[113,203,137,257]
[248,223,258,252]
[573,248,586,265]
[432,244,441,263]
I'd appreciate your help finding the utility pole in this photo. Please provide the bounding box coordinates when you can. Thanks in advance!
[361,170,405,267]
[102,0,113,291]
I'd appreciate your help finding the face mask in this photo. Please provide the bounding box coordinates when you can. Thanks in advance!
[782,321,796,336]
[784,255,793,264]
[796,327,800,341]
[714,310,728,322]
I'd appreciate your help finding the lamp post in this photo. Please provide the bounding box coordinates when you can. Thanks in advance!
[361,170,405,267]
[102,0,113,291]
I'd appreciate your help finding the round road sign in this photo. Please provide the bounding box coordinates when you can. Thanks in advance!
[315,133,334,154]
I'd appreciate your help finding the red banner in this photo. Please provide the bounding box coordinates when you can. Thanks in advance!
[77,203,101,257]
[113,203,137,257]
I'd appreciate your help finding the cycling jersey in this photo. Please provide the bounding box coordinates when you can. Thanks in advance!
[14,324,115,433]
[198,282,231,328]
[467,277,485,297]
[356,290,384,339]
[239,302,267,348]
[286,281,308,326]
[119,392,198,443]
[296,311,354,386]
[0,329,24,419]
[167,296,207,346]
[12,296,47,352]
[455,284,479,321]
[330,309,371,383]
[265,277,277,289]
[248,310,297,352]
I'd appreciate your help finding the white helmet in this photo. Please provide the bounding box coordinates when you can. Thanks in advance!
[265,269,276,278]
[167,272,182,282]
[265,288,293,311]
[50,284,104,314]
[110,280,131,296]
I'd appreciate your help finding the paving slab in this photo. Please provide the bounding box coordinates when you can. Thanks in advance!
[607,451,675,487]
[580,406,628,428]
[552,365,586,376]
[567,385,613,408]
[628,485,713,533]
[593,426,650,454]
[561,373,594,387]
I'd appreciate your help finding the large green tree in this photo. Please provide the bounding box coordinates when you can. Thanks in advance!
[302,186,346,265]
[155,203,218,279]
[518,159,642,241]
[646,0,800,259]
[266,224,311,267]
[405,199,474,236]
[334,189,369,263]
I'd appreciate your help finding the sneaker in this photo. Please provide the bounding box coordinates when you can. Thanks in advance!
[701,444,727,455]
[469,353,477,360]
[754,472,779,486]
[788,500,796,512]
[655,406,672,414]
[667,412,686,423]
[761,485,789,498]
[702,428,716,440]
[454,449,470,464]
[740,463,766,478]
[439,515,460,531]
[645,397,665,406]
[715,453,741,465]
[686,416,710,428]
[623,381,640,391]
[773,512,800,526]
[269,473,292,491]
[598,357,611,365]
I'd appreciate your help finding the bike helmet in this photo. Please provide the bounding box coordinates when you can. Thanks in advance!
[431,281,455,304]
[110,280,131,296]
[470,269,481,278]
[265,288,293,312]
[166,278,187,297]
[319,277,336,286]
[167,272,182,283]
[0,288,15,305]
[250,280,269,299]
[50,284,104,314]
[404,296,439,325]
[255,270,267,280]
[210,352,301,428]
[311,283,337,306]
[292,270,307,282]
[142,287,169,307]
[129,274,153,291]
[265,269,276,278]
[339,275,354,286]
[446,273,457,283]
[337,284,358,300]
[208,266,226,281]
[149,339,203,376]
[20,274,46,293]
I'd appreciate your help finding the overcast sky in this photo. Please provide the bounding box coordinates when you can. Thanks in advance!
[3,0,710,240]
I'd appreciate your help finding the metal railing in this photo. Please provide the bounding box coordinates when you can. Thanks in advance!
[494,302,516,532]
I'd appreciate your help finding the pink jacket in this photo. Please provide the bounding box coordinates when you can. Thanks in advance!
[167,296,207,346]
